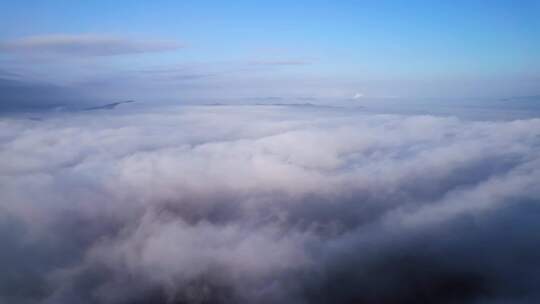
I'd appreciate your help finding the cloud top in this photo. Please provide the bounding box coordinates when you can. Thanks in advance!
[1,105,540,303]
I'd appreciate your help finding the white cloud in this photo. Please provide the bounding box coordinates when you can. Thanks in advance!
[352,92,364,99]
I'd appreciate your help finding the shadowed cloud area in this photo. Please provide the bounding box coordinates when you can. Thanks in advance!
[1,105,540,303]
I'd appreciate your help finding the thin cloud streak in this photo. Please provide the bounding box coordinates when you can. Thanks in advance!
[0,34,183,57]
[249,60,313,66]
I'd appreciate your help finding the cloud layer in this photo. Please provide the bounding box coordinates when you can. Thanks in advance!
[1,105,540,303]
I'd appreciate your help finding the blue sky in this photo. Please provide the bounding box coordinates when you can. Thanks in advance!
[0,0,539,106]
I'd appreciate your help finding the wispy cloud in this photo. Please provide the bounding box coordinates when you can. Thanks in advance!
[136,66,215,81]
[248,59,313,66]
[0,34,183,57]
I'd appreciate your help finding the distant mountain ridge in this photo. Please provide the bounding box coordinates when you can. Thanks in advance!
[84,100,135,111]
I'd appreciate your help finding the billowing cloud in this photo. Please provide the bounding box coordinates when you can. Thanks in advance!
[1,105,540,303]
[0,34,182,57]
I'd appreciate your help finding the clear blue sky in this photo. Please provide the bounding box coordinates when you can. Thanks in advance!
[0,0,539,104]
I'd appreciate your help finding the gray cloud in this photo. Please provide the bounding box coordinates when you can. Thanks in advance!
[1,105,540,303]
[0,34,182,57]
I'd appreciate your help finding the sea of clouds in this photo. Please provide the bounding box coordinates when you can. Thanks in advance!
[1,104,540,304]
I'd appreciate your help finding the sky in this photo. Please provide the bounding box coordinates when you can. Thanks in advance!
[0,0,539,107]
[2,2,540,303]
